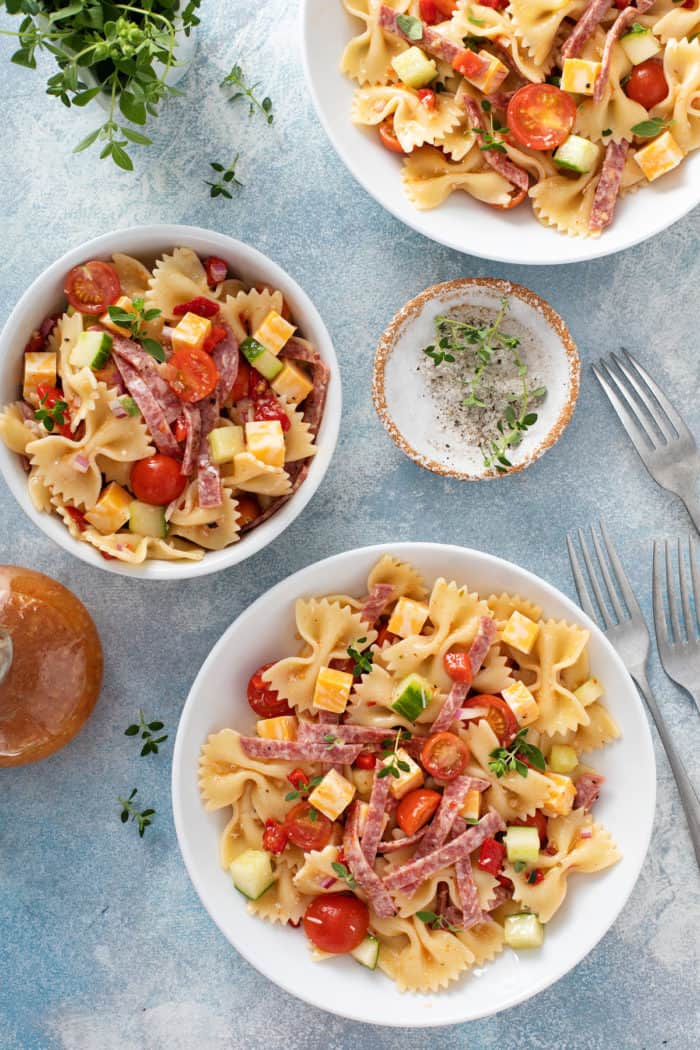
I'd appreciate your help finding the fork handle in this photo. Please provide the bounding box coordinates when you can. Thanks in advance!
[635,671,700,869]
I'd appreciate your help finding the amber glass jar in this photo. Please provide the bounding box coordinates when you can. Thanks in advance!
[0,566,102,767]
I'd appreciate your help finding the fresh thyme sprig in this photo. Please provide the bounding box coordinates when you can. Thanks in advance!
[477,99,509,154]
[347,637,373,679]
[331,861,357,889]
[377,729,412,779]
[284,775,323,802]
[35,391,68,433]
[221,63,274,124]
[488,728,546,779]
[118,788,156,837]
[417,909,461,933]
[481,340,546,473]
[124,709,168,757]
[206,154,243,200]
[108,296,163,361]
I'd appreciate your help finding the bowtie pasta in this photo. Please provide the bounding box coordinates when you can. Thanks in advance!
[199,555,621,993]
[341,0,699,237]
[0,248,329,564]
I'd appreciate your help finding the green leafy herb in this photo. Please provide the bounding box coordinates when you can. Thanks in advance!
[284,774,323,802]
[347,637,373,678]
[475,98,510,154]
[417,909,461,933]
[527,869,541,884]
[630,116,673,138]
[513,860,527,873]
[626,21,649,35]
[3,1,202,168]
[119,395,140,417]
[331,861,357,889]
[308,807,319,823]
[462,35,482,52]
[206,154,243,199]
[396,13,423,39]
[107,296,163,360]
[221,63,273,124]
[545,73,561,87]
[488,728,546,779]
[323,733,338,746]
[602,128,613,136]
[378,729,412,779]
[118,788,156,838]
[124,709,167,757]
[35,392,68,433]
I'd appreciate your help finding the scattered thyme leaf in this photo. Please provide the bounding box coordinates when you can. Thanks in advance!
[124,709,168,757]
[221,63,274,124]
[206,154,243,199]
[117,789,156,838]
[488,728,546,778]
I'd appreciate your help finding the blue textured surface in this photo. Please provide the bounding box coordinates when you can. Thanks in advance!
[1,2,699,1047]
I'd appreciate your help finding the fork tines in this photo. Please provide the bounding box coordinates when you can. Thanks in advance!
[566,522,641,630]
[653,538,700,648]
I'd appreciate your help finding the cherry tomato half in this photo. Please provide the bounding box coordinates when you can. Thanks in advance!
[230,355,251,402]
[420,732,470,781]
[168,347,219,403]
[303,893,369,954]
[443,649,473,685]
[507,84,576,151]
[510,810,548,848]
[397,788,442,835]
[130,454,186,506]
[354,751,376,770]
[247,662,292,718]
[253,396,291,432]
[285,801,333,852]
[64,260,121,315]
[419,0,441,22]
[433,0,458,14]
[625,59,669,109]
[376,623,399,647]
[35,383,72,438]
[378,116,408,154]
[463,694,518,745]
[236,494,261,529]
[262,818,289,854]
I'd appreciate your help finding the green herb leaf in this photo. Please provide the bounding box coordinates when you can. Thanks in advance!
[118,788,156,838]
[331,861,357,889]
[141,338,166,362]
[488,728,546,779]
[221,63,274,124]
[630,116,672,138]
[396,13,423,39]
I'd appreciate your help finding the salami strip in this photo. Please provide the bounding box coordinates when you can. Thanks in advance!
[463,98,531,193]
[343,802,396,918]
[431,616,496,732]
[181,403,201,476]
[298,723,391,745]
[378,5,465,65]
[361,773,391,865]
[112,353,180,457]
[455,858,485,930]
[110,334,181,422]
[239,736,362,764]
[383,810,506,892]
[594,0,655,102]
[431,682,470,734]
[399,776,477,895]
[196,399,222,509]
[377,827,427,853]
[360,583,395,625]
[561,0,614,60]
[574,772,605,811]
[589,140,629,233]
[212,324,239,405]
[468,616,497,675]
[316,710,340,725]
[279,339,330,435]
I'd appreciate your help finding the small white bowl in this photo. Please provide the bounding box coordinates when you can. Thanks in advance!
[172,541,655,1027]
[0,225,341,580]
[373,279,579,479]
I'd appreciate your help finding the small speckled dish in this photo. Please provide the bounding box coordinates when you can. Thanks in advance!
[373,279,579,480]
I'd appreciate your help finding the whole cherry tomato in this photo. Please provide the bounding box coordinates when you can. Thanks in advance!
[303,894,369,953]
[130,454,186,506]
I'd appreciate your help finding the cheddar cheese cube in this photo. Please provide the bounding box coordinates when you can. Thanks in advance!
[99,295,136,337]
[256,715,298,741]
[85,483,132,534]
[459,788,482,823]
[23,351,57,406]
[245,420,285,468]
[271,361,315,405]
[387,596,430,638]
[382,748,424,800]
[574,677,604,707]
[502,681,540,727]
[561,58,601,96]
[541,772,576,817]
[171,311,212,354]
[313,666,354,714]
[502,610,540,654]
[468,51,509,94]
[252,310,296,356]
[633,130,684,182]
[309,769,356,821]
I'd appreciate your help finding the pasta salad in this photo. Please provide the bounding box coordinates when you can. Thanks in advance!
[0,248,328,564]
[199,555,621,993]
[341,0,700,237]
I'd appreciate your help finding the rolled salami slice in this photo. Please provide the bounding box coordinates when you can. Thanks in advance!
[463,98,531,193]
[110,334,181,422]
[378,5,465,65]
[298,723,391,745]
[594,0,655,102]
[343,802,396,918]
[360,583,395,625]
[112,353,180,457]
[455,858,485,930]
[212,324,239,406]
[279,339,330,435]
[431,616,496,733]
[383,810,506,892]
[239,736,362,765]
[181,403,201,476]
[196,399,222,509]
[377,827,427,853]
[589,140,629,233]
[561,0,614,60]
[361,773,391,865]
[574,772,605,811]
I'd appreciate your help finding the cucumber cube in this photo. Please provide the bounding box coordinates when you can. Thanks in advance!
[392,673,431,721]
[230,849,275,900]
[554,135,600,174]
[128,500,167,538]
[549,744,578,774]
[208,425,244,465]
[70,330,113,370]
[240,336,283,381]
[505,825,540,866]
[351,933,380,970]
[620,28,660,66]
[504,913,544,949]
[391,46,438,89]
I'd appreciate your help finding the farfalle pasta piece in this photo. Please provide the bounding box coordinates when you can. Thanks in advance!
[263,599,376,712]
[29,469,54,512]
[112,252,152,298]
[171,487,241,551]
[548,701,621,754]
[575,36,648,142]
[367,553,427,601]
[27,383,153,509]
[226,452,292,497]
[509,0,589,66]
[649,0,700,45]
[657,37,700,153]
[0,402,41,454]
[509,620,591,737]
[55,502,203,563]
[352,85,463,153]
[530,163,601,237]
[402,145,514,209]
[199,729,302,810]
[446,1,553,80]
[471,643,515,695]
[249,851,311,926]
[48,312,85,402]
[372,914,476,992]
[487,592,543,625]
[340,0,412,86]
[219,288,284,344]
[145,247,217,320]
[284,409,317,462]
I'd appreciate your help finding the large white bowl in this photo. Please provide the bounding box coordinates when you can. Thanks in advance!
[301,0,700,266]
[0,225,341,580]
[172,541,656,1027]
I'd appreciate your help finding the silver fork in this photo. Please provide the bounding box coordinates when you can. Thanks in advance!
[653,538,700,715]
[567,522,700,867]
[593,350,700,533]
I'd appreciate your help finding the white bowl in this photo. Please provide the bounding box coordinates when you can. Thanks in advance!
[0,225,341,580]
[172,541,656,1027]
[300,0,700,266]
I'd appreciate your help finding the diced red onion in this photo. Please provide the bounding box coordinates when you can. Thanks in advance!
[73,454,90,473]
[19,401,35,420]
[161,326,175,343]
[109,399,128,419]
[207,257,228,284]
[39,313,60,341]
[580,829,593,839]
[319,876,337,890]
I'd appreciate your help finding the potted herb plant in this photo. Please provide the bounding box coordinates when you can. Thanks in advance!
[0,0,202,169]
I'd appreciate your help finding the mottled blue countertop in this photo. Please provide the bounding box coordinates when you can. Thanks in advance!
[1,2,699,1048]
